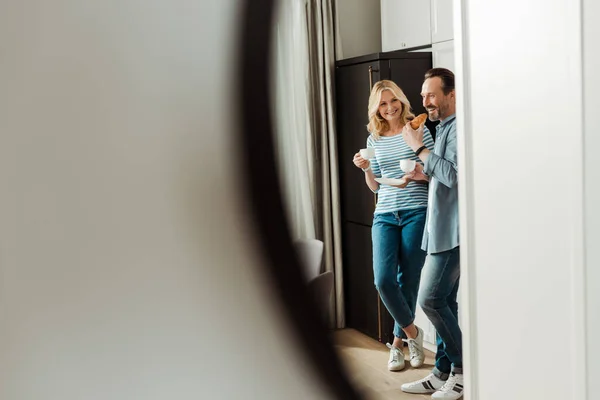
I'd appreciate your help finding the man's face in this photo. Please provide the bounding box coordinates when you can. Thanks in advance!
[421,77,455,121]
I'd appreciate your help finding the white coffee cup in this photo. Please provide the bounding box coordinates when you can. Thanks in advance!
[399,159,416,173]
[360,148,375,159]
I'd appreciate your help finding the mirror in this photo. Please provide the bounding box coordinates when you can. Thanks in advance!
[270,0,465,399]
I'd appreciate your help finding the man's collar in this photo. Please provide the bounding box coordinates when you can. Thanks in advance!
[438,114,456,127]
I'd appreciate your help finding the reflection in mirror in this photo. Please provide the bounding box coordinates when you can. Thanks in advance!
[271,0,463,399]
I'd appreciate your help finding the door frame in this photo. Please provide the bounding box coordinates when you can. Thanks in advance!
[453,0,479,398]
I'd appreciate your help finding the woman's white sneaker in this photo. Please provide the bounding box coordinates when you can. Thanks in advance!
[431,373,464,399]
[386,343,405,371]
[400,373,446,394]
[402,326,425,368]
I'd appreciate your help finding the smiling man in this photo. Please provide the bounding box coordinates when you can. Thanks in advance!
[399,68,463,400]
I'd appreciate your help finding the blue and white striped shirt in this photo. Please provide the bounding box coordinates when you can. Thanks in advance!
[367,130,435,214]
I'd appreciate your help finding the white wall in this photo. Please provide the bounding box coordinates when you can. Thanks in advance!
[458,0,586,399]
[335,0,381,59]
[0,1,334,399]
[584,0,600,397]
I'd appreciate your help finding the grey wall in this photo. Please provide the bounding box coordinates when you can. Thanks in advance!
[0,1,336,399]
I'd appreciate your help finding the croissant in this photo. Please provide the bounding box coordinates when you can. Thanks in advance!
[410,113,428,129]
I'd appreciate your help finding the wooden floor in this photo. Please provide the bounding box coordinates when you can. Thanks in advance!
[333,329,437,400]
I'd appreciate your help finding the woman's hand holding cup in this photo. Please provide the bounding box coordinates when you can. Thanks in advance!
[353,152,370,170]
[354,148,375,171]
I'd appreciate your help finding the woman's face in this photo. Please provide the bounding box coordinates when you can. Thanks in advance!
[378,90,403,123]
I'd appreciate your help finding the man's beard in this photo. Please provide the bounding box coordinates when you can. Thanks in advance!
[427,107,440,121]
[427,104,447,121]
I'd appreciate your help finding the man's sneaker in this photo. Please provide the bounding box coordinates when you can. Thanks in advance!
[402,326,425,368]
[385,343,405,371]
[432,373,464,399]
[400,373,446,394]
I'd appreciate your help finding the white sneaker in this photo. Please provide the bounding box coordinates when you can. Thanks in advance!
[402,326,425,368]
[432,373,464,399]
[385,343,405,371]
[400,373,446,394]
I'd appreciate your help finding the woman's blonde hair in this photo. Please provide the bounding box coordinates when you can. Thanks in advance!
[366,80,414,139]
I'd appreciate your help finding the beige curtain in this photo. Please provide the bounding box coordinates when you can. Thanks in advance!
[272,0,345,328]
[305,0,344,329]
[271,0,316,241]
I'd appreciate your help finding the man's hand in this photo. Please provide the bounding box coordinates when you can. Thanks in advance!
[404,163,429,182]
[402,121,425,151]
[353,152,370,170]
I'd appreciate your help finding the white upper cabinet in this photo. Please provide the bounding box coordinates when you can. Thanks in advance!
[431,0,454,43]
[381,0,431,51]
[432,40,455,70]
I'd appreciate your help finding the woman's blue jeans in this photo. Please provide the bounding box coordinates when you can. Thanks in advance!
[372,208,427,339]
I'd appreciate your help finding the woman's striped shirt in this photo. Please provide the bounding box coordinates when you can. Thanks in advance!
[367,130,435,214]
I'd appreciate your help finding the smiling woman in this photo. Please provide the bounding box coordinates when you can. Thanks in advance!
[367,80,415,140]
[350,78,434,374]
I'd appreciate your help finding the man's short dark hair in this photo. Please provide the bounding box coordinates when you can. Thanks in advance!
[425,68,455,95]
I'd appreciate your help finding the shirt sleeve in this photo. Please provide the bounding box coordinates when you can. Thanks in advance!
[367,135,381,178]
[366,135,380,193]
[418,127,435,167]
[423,126,458,188]
[423,127,435,150]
